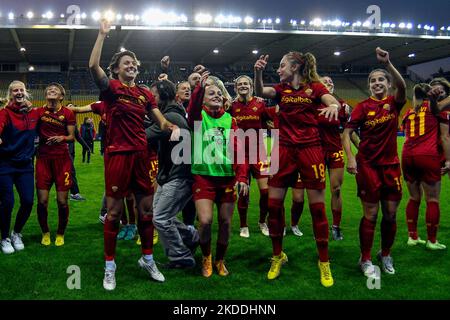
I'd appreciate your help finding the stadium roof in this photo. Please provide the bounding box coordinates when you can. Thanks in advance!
[0,26,449,72]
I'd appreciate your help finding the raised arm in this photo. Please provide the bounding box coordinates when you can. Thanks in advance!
[254,55,276,99]
[66,103,93,113]
[187,72,209,128]
[89,19,111,91]
[376,47,406,104]
[428,89,450,113]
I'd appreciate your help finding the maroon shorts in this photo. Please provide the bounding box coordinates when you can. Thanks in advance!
[104,151,154,199]
[324,149,345,169]
[269,144,326,190]
[402,155,441,184]
[192,175,237,203]
[35,155,73,192]
[356,162,402,203]
[249,158,270,180]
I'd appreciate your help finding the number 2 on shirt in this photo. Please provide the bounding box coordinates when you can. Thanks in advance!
[64,172,70,186]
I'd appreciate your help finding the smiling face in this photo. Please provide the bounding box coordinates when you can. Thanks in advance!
[176,82,191,103]
[368,70,391,99]
[234,76,253,98]
[45,85,64,102]
[203,85,223,110]
[114,55,139,82]
[321,76,334,94]
[9,82,27,104]
[277,56,297,83]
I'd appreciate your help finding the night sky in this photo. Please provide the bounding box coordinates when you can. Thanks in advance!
[2,0,449,26]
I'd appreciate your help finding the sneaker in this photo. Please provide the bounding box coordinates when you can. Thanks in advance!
[1,238,15,254]
[136,235,141,245]
[291,225,303,237]
[426,240,447,250]
[153,229,159,245]
[55,234,65,247]
[124,224,137,240]
[331,225,343,241]
[318,260,334,287]
[103,268,116,291]
[117,225,128,240]
[376,252,395,275]
[70,193,86,201]
[41,232,51,246]
[202,255,213,278]
[99,214,106,224]
[258,222,269,236]
[359,258,380,279]
[267,251,288,280]
[11,231,24,251]
[407,237,426,246]
[239,227,250,238]
[138,257,165,282]
[214,260,229,276]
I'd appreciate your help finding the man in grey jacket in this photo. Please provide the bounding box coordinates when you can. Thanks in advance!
[145,80,198,268]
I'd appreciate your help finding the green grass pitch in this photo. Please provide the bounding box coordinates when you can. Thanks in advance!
[0,138,449,300]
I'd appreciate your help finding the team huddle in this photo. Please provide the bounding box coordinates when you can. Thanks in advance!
[0,20,449,291]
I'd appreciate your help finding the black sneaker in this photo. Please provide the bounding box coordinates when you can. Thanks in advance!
[70,193,86,201]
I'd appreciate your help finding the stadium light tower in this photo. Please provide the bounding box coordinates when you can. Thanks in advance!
[45,11,54,19]
[8,12,14,20]
[244,16,253,24]
[195,13,212,24]
[213,49,219,54]
[26,11,34,19]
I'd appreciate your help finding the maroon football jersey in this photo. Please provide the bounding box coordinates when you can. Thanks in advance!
[230,97,270,130]
[100,79,157,154]
[402,100,441,157]
[274,82,329,147]
[230,97,272,159]
[37,106,76,158]
[346,95,405,165]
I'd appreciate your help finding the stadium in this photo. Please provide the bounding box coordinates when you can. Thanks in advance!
[0,0,449,307]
